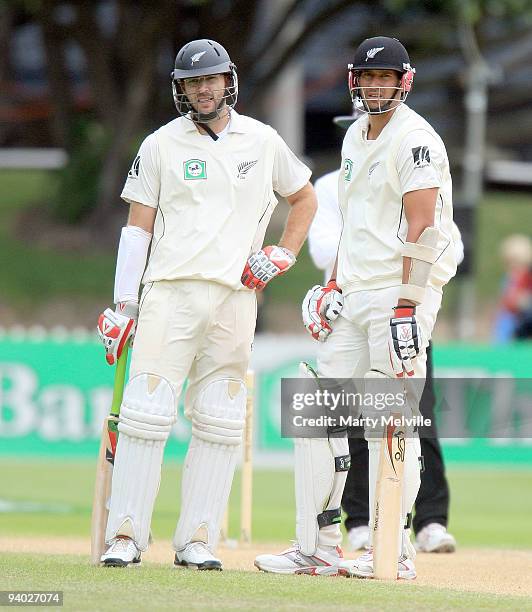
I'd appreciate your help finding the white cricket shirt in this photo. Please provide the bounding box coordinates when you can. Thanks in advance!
[338,104,457,295]
[121,111,311,289]
[309,169,342,282]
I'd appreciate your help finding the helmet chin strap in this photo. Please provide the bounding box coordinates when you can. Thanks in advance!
[194,121,219,141]
[192,99,229,141]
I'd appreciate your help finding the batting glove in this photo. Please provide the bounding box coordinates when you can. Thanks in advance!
[302,280,344,342]
[241,245,296,290]
[97,301,138,365]
[388,305,422,377]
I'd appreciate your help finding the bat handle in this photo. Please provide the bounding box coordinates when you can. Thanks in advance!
[110,343,129,417]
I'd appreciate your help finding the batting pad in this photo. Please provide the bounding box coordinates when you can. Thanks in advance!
[173,379,246,551]
[295,436,349,555]
[401,434,421,558]
[105,373,177,550]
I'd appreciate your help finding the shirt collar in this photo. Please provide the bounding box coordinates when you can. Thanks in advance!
[226,111,248,134]
[359,103,409,140]
[181,110,248,134]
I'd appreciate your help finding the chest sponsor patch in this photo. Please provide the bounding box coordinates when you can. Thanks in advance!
[184,159,207,180]
[412,146,431,168]
[344,158,354,181]
[237,159,258,179]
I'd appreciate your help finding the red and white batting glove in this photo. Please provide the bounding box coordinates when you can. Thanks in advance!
[97,301,139,365]
[388,305,422,377]
[302,280,344,342]
[241,245,296,290]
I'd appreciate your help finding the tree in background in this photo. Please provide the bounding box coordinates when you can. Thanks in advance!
[2,0,532,246]
[3,0,360,245]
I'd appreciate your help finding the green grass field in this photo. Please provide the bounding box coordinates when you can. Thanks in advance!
[2,462,532,548]
[2,554,529,612]
[1,461,532,610]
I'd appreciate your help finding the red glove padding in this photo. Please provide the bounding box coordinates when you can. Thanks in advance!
[241,245,296,290]
[302,281,343,341]
[97,302,138,365]
[388,305,422,377]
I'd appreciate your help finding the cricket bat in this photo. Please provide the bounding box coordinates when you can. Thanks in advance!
[372,413,406,580]
[90,345,129,565]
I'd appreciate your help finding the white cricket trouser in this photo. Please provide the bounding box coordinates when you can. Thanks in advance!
[131,279,257,416]
[106,279,256,551]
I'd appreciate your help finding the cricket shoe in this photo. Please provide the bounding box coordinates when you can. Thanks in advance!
[347,525,370,551]
[174,542,222,571]
[338,549,416,580]
[415,523,456,553]
[101,536,141,567]
[254,542,343,576]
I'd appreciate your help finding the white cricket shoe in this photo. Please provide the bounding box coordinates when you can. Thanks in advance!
[415,523,456,553]
[101,536,141,567]
[254,542,343,576]
[338,549,416,580]
[174,542,222,571]
[347,525,370,551]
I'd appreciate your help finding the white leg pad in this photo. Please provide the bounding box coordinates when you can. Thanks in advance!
[295,436,350,555]
[105,373,177,550]
[173,379,246,552]
[295,362,350,556]
[400,434,421,557]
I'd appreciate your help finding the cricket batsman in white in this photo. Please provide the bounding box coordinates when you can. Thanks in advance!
[96,38,316,569]
[256,36,457,579]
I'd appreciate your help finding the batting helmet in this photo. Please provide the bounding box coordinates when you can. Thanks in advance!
[171,39,238,123]
[348,36,415,115]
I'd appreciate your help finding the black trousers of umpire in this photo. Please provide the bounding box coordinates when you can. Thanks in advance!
[342,342,450,535]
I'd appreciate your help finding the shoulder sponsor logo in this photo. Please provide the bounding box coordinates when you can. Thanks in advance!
[412,146,431,168]
[184,159,207,180]
[366,47,384,61]
[344,158,354,181]
[128,155,140,179]
[237,159,258,179]
[190,51,206,66]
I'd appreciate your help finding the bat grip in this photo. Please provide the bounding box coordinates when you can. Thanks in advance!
[110,343,129,417]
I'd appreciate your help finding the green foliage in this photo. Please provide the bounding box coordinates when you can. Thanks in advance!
[51,120,111,224]
[0,169,54,221]
[0,169,114,307]
[384,0,449,14]
[382,0,532,19]
[0,234,114,305]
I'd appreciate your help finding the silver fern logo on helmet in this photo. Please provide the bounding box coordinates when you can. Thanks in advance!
[190,51,206,66]
[365,47,384,61]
